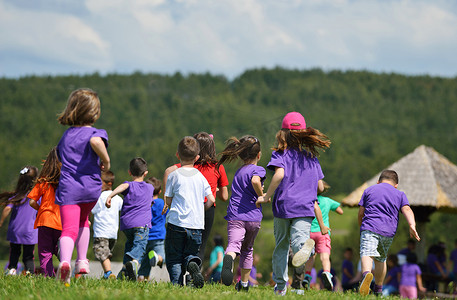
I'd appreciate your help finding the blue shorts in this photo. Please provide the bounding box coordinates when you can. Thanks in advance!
[360,230,393,262]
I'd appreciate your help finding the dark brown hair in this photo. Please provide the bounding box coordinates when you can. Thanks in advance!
[146,177,162,196]
[193,132,217,165]
[101,171,115,185]
[273,127,330,158]
[58,88,101,126]
[217,135,261,167]
[0,166,38,206]
[36,147,61,188]
[129,157,148,177]
[178,136,200,161]
[378,170,399,184]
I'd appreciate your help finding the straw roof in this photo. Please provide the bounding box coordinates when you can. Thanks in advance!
[342,145,457,212]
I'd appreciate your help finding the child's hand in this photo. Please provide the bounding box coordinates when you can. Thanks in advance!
[409,225,420,241]
[161,204,168,215]
[321,226,330,235]
[100,160,110,171]
[105,197,112,208]
[256,196,265,208]
[419,286,426,293]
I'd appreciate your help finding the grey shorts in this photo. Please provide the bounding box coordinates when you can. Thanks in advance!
[93,237,116,262]
[359,230,393,262]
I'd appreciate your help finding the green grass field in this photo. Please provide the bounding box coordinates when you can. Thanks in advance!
[0,275,398,300]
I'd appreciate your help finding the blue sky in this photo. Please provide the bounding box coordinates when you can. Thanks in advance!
[1,0,457,79]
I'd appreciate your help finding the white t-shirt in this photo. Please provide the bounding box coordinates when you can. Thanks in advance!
[165,167,212,229]
[91,190,123,239]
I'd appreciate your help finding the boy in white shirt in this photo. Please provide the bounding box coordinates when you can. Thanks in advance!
[164,136,215,288]
[91,171,123,279]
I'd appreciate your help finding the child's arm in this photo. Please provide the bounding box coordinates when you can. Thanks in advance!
[0,206,12,227]
[416,273,426,292]
[317,179,325,194]
[384,274,392,285]
[106,183,129,208]
[29,198,39,210]
[335,206,344,215]
[205,250,223,279]
[165,196,173,207]
[343,267,353,280]
[358,206,365,227]
[314,202,329,235]
[90,137,110,171]
[252,176,263,197]
[400,205,420,241]
[216,186,229,202]
[204,194,216,210]
[162,165,178,214]
[256,167,284,207]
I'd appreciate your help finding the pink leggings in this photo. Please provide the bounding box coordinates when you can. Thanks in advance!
[60,202,95,241]
[59,202,96,263]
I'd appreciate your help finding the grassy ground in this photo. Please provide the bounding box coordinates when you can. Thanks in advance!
[0,274,398,300]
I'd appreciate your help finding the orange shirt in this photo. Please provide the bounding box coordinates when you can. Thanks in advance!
[28,182,62,231]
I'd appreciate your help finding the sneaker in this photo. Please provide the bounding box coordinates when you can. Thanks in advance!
[125,260,139,281]
[187,261,204,288]
[109,273,116,280]
[292,239,315,267]
[302,273,312,289]
[221,254,234,286]
[235,280,249,292]
[148,250,160,267]
[75,259,90,274]
[56,261,71,286]
[359,272,374,296]
[321,271,333,291]
[103,270,113,279]
[5,268,17,276]
[117,267,127,280]
[274,285,287,296]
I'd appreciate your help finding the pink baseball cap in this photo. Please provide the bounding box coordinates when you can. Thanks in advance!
[282,112,306,130]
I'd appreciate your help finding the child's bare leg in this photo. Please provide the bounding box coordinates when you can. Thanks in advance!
[102,258,111,273]
[241,268,251,282]
[319,252,331,271]
[304,254,316,273]
[361,256,374,274]
[373,260,387,285]
[226,251,236,260]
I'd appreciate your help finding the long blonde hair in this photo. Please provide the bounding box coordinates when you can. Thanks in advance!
[274,128,330,158]
[58,88,101,126]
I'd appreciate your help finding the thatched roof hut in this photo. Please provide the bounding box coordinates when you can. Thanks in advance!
[341,145,457,262]
[342,145,457,211]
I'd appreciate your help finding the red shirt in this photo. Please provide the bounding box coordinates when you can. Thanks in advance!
[175,163,229,206]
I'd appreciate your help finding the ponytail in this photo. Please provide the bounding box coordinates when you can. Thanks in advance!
[274,127,330,157]
[217,135,261,168]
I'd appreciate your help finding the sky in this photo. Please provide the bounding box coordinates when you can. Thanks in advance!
[1,0,457,79]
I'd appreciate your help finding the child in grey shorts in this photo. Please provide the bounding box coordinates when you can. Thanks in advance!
[358,170,420,296]
[91,171,123,279]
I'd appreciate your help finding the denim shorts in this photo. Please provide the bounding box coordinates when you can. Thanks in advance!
[360,230,393,262]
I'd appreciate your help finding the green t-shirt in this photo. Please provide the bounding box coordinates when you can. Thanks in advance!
[209,245,224,272]
[310,195,340,235]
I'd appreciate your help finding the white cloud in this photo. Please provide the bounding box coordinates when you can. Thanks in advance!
[1,0,456,78]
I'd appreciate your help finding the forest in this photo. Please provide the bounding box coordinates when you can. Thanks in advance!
[1,68,456,277]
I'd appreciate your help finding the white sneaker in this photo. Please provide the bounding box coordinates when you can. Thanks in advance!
[321,271,334,291]
[292,239,315,267]
[75,259,90,274]
[56,261,71,286]
[5,268,17,276]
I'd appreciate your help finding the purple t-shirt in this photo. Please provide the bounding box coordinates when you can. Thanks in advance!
[7,199,38,245]
[359,183,409,237]
[450,249,457,274]
[56,126,108,205]
[267,149,324,219]
[225,164,266,222]
[427,253,439,274]
[342,259,354,285]
[120,181,154,231]
[400,263,421,287]
[386,265,400,289]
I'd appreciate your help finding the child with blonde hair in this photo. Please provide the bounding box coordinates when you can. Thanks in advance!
[0,166,38,275]
[217,135,266,292]
[258,112,330,296]
[28,147,62,277]
[55,88,110,285]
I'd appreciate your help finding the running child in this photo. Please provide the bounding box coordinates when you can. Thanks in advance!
[217,135,266,292]
[399,252,426,299]
[257,111,330,296]
[106,157,154,281]
[302,181,343,291]
[0,166,38,275]
[28,147,61,277]
[358,169,420,296]
[163,132,229,261]
[55,88,110,285]
[164,136,215,288]
[205,234,224,283]
[138,177,166,281]
[91,171,123,279]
